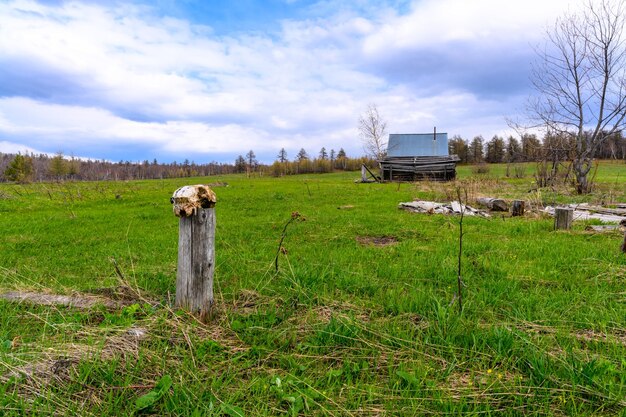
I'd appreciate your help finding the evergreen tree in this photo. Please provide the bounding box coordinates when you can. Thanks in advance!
[485,135,505,163]
[468,136,485,163]
[336,148,347,169]
[521,134,542,161]
[277,148,288,163]
[505,136,522,162]
[49,152,68,179]
[235,155,246,173]
[4,154,34,183]
[319,147,328,160]
[245,150,257,171]
[296,148,309,161]
[448,135,469,163]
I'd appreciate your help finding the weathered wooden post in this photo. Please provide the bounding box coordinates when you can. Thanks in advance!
[554,207,573,230]
[171,185,217,321]
[621,220,626,253]
[361,165,367,182]
[511,200,525,217]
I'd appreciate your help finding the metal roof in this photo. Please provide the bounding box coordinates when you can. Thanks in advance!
[387,133,449,157]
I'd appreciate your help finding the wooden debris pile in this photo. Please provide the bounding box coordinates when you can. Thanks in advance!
[399,200,490,217]
[543,203,626,224]
[379,155,460,182]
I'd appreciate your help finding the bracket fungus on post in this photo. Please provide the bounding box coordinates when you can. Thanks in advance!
[171,185,217,217]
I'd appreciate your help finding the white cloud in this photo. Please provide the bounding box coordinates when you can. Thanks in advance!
[0,140,43,155]
[0,0,581,162]
[362,0,579,55]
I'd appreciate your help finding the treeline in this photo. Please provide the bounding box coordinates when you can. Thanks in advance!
[235,147,375,177]
[0,152,238,183]
[449,132,626,164]
[0,147,374,183]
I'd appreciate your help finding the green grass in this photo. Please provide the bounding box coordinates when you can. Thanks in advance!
[0,163,625,416]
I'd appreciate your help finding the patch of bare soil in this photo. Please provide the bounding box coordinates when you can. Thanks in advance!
[207,181,229,187]
[311,301,372,325]
[88,285,143,303]
[356,235,399,247]
[232,289,262,314]
[575,329,626,345]
[0,291,128,309]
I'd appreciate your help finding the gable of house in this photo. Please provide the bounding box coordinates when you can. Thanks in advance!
[387,133,449,157]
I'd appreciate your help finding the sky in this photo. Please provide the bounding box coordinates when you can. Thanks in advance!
[0,0,581,163]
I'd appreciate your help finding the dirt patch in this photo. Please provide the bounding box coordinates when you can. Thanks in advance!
[88,285,144,304]
[337,205,355,210]
[311,302,371,324]
[232,290,260,315]
[207,181,229,187]
[575,329,626,345]
[0,291,129,309]
[356,235,399,247]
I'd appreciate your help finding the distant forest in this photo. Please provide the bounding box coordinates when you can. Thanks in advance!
[0,147,375,183]
[448,132,626,164]
[1,132,624,183]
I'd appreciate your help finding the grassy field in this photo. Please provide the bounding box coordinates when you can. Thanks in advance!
[0,162,625,416]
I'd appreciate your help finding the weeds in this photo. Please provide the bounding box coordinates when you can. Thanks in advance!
[0,166,625,415]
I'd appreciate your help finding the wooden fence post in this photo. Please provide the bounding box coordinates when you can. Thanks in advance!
[511,200,525,217]
[554,207,573,230]
[171,185,217,322]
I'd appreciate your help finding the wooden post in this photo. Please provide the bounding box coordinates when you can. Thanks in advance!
[171,185,217,321]
[361,165,367,182]
[554,207,573,230]
[621,220,626,253]
[511,200,525,217]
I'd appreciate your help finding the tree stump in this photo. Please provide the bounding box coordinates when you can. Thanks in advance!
[554,207,573,230]
[511,200,525,217]
[171,185,217,322]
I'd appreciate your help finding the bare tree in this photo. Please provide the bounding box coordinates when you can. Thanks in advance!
[358,104,388,160]
[530,0,626,193]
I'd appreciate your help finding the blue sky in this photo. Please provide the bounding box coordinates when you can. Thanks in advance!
[0,0,578,163]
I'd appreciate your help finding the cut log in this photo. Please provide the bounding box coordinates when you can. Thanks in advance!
[511,200,525,217]
[554,207,574,230]
[585,225,619,232]
[544,205,625,223]
[476,197,508,211]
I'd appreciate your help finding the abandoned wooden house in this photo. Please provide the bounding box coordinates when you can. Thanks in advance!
[379,132,460,181]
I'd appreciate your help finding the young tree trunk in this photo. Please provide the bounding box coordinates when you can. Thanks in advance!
[573,157,593,194]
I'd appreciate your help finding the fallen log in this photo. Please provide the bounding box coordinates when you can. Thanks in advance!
[544,205,626,223]
[399,200,490,217]
[476,197,508,211]
[584,225,619,232]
